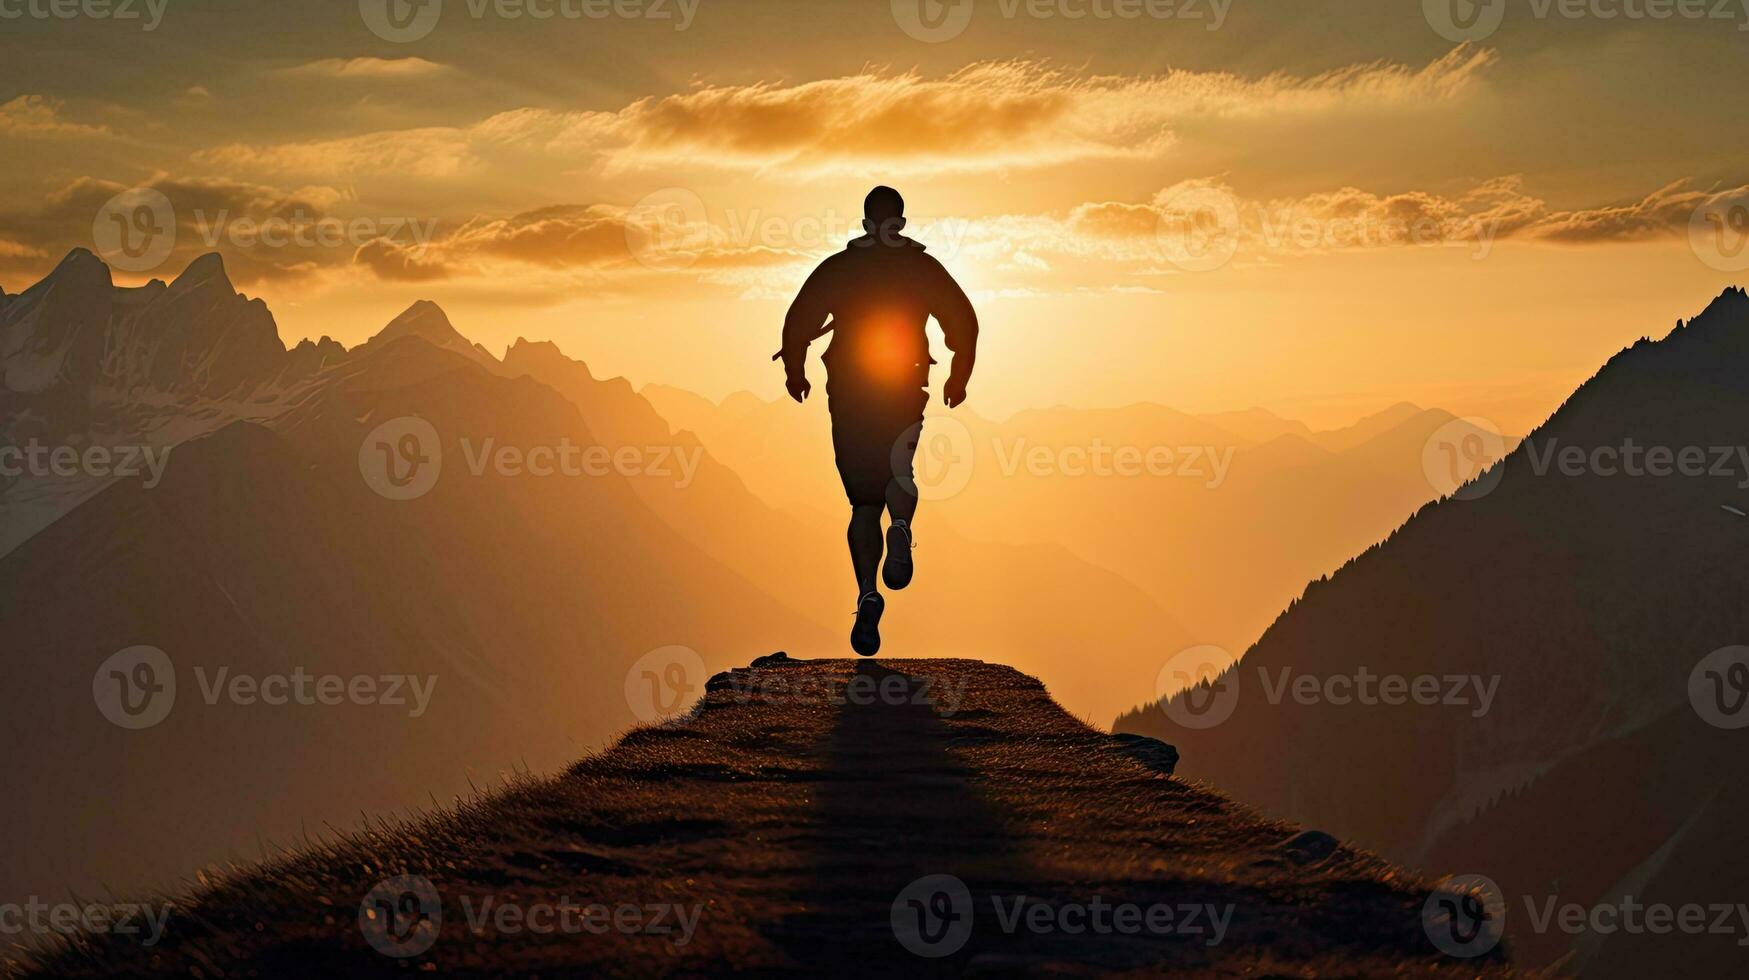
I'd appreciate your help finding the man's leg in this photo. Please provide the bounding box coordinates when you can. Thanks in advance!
[884,479,918,526]
[881,412,922,590]
[848,503,886,656]
[848,503,885,595]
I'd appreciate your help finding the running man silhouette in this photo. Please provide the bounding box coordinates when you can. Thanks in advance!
[778,186,979,655]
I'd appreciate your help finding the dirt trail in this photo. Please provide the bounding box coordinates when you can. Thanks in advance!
[19,657,1515,977]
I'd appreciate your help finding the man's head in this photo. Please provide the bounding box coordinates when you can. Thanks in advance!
[862,185,906,242]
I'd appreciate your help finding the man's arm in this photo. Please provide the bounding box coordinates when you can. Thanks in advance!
[930,258,979,408]
[779,261,833,403]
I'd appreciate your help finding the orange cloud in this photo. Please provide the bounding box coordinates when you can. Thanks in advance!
[193,128,474,178]
[187,50,1495,180]
[278,57,452,80]
[1059,175,1749,257]
[0,96,111,140]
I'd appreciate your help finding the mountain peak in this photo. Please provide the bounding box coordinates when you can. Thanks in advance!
[1700,284,1749,318]
[374,300,462,345]
[365,300,499,367]
[168,252,233,294]
[507,336,559,356]
[43,247,114,289]
[503,336,573,367]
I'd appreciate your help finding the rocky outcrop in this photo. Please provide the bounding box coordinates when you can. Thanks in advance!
[21,657,1501,977]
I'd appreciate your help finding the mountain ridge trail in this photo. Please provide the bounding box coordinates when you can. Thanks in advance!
[20,657,1513,977]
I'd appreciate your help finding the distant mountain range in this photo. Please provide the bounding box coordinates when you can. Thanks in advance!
[642,385,1509,663]
[1117,288,1749,976]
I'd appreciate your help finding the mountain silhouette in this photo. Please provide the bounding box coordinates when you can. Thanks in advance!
[16,656,1509,978]
[1117,287,1749,975]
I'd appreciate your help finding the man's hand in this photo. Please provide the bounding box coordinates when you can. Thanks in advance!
[943,376,968,409]
[786,374,812,404]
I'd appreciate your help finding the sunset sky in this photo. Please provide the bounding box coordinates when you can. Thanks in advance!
[4,0,1747,429]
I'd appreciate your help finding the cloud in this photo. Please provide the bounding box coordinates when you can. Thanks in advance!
[1051,175,1749,262]
[0,175,368,285]
[186,50,1496,179]
[193,128,474,178]
[339,170,1748,298]
[1528,179,1748,244]
[354,237,455,281]
[351,202,813,285]
[278,57,451,80]
[10,167,1736,300]
[0,96,111,140]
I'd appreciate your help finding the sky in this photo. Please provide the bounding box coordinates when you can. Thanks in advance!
[3,0,1748,430]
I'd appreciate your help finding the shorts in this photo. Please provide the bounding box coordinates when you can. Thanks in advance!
[827,374,930,507]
